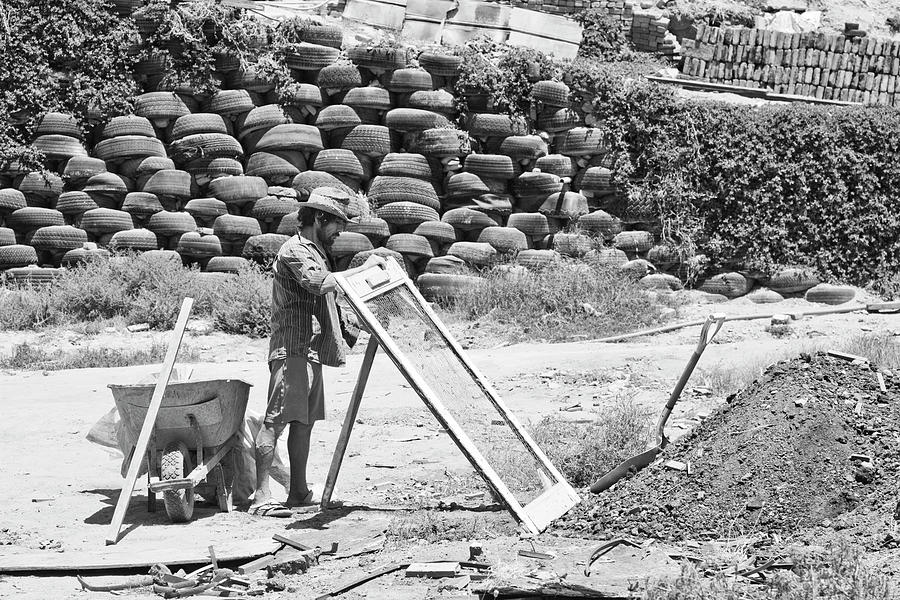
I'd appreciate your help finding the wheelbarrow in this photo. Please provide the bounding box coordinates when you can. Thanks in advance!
[109,378,252,523]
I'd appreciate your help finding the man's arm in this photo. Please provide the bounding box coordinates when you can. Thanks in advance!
[279,247,337,295]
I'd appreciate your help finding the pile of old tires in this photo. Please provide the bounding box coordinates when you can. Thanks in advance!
[0,19,853,303]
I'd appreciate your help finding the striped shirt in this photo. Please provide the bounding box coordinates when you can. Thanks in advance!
[268,235,346,367]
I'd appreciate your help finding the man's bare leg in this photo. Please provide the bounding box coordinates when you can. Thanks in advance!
[285,421,314,506]
[250,422,284,508]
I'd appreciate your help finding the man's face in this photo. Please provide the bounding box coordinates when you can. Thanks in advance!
[317,217,345,249]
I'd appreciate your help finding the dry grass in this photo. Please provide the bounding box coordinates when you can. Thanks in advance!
[0,341,198,371]
[841,333,900,370]
[446,259,666,343]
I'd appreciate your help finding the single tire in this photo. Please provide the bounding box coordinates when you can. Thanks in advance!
[418,52,461,77]
[147,211,197,238]
[63,157,107,188]
[161,441,194,523]
[206,255,249,274]
[283,42,341,70]
[446,172,490,202]
[534,155,576,178]
[317,63,363,92]
[464,154,518,181]
[539,191,589,219]
[407,89,456,115]
[0,227,15,246]
[313,149,364,179]
[513,171,562,210]
[347,216,391,244]
[613,230,655,254]
[122,192,164,220]
[242,233,289,264]
[552,232,593,257]
[255,124,323,153]
[205,89,255,117]
[347,45,408,71]
[411,128,470,158]
[558,127,610,157]
[414,220,457,245]
[424,255,469,274]
[368,176,440,210]
[499,136,548,161]
[477,226,527,254]
[134,92,190,123]
[343,87,392,111]
[239,105,290,139]
[331,231,374,258]
[101,115,156,139]
[299,24,344,49]
[30,225,89,251]
[378,153,433,180]
[315,104,362,131]
[447,241,497,267]
[698,272,753,299]
[640,273,683,291]
[386,233,433,258]
[376,202,439,228]
[441,207,497,233]
[171,113,228,141]
[586,247,627,267]
[33,135,87,161]
[507,212,550,238]
[417,273,481,303]
[143,170,192,200]
[176,231,223,258]
[6,207,66,233]
[384,108,449,133]
[620,258,656,278]
[747,288,785,304]
[537,108,583,133]
[340,125,392,158]
[56,191,99,218]
[804,283,856,305]
[292,171,353,197]
[517,249,560,269]
[384,68,433,93]
[0,244,38,268]
[532,80,570,107]
[209,175,268,206]
[768,267,819,295]
[36,112,82,139]
[246,153,301,186]
[94,135,167,162]
[467,113,527,138]
[0,189,28,214]
[578,210,622,240]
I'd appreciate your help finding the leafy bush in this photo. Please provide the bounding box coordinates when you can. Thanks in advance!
[573,8,628,60]
[211,266,272,337]
[566,57,900,290]
[454,37,558,120]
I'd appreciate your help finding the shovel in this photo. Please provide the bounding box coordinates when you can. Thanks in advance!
[589,313,726,494]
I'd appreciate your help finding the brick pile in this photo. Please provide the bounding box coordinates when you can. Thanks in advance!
[681,23,900,105]
[630,12,676,56]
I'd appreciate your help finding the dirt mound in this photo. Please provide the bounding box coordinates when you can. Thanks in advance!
[557,353,900,541]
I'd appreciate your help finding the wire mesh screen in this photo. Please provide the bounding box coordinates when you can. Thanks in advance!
[366,283,555,505]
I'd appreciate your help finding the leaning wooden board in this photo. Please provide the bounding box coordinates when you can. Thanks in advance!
[0,538,279,573]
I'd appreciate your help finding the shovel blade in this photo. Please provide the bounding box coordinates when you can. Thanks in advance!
[588,447,660,493]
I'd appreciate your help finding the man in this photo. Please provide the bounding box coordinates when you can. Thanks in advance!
[249,194,358,517]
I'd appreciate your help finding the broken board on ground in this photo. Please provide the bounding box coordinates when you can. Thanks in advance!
[322,256,580,534]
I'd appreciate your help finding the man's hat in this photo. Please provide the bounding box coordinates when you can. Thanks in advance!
[300,193,349,222]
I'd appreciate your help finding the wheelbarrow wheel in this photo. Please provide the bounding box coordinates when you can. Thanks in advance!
[161,441,194,523]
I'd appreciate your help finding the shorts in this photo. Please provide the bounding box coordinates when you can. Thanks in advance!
[264,356,325,425]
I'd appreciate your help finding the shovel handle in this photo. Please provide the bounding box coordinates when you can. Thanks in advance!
[657,313,725,447]
[866,301,900,314]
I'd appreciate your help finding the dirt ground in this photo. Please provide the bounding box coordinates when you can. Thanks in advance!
[0,290,897,599]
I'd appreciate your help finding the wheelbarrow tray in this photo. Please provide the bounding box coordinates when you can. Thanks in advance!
[109,379,252,451]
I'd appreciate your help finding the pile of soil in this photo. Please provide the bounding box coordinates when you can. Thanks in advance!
[557,353,900,542]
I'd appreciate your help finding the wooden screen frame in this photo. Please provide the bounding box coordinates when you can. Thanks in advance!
[323,257,579,533]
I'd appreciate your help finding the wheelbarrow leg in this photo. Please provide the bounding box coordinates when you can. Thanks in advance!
[213,462,231,513]
[147,446,157,513]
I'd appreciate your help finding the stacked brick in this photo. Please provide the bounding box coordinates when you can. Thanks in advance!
[630,13,676,56]
[681,23,900,105]
[509,0,589,16]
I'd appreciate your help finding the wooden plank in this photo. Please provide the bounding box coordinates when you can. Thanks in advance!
[273,534,312,552]
[321,336,379,508]
[106,297,194,545]
[0,538,278,573]
[405,562,460,578]
[237,555,276,575]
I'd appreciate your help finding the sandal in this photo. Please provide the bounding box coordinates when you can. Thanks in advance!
[286,490,317,512]
[248,501,292,518]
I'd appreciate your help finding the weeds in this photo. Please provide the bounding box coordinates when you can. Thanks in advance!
[447,260,665,343]
[211,266,272,337]
[385,510,513,545]
[0,341,198,371]
[1,254,272,333]
[529,397,652,487]
[646,540,891,600]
